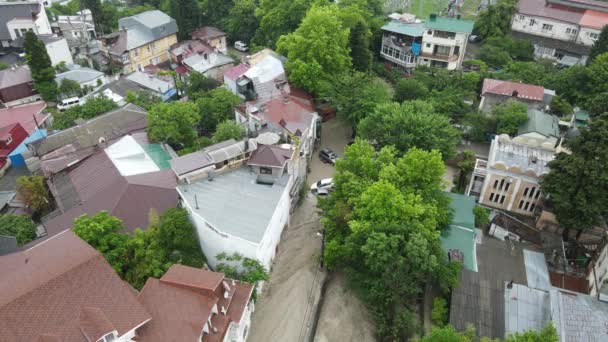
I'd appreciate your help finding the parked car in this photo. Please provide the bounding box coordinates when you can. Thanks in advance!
[311,178,333,193]
[468,35,481,43]
[234,41,249,52]
[319,148,337,165]
[57,97,80,111]
[316,188,331,197]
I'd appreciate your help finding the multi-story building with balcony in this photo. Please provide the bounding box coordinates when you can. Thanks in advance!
[100,10,178,74]
[380,13,474,71]
[466,134,564,217]
[511,0,608,66]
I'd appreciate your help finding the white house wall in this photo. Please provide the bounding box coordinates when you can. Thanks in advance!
[35,4,52,35]
[256,184,291,269]
[578,27,602,46]
[512,14,580,43]
[46,38,74,66]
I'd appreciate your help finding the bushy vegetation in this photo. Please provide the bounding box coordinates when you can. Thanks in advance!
[0,214,37,246]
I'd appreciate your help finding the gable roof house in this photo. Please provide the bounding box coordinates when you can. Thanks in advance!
[479,79,554,113]
[0,65,41,107]
[169,27,233,80]
[0,0,52,48]
[55,64,106,89]
[0,230,152,341]
[50,10,98,59]
[191,26,228,54]
[225,50,289,103]
[11,33,74,66]
[100,10,178,74]
[137,264,254,342]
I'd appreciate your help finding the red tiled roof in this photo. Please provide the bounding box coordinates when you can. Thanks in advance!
[137,264,253,342]
[0,231,151,341]
[257,95,316,136]
[0,102,48,135]
[518,0,585,24]
[579,9,608,28]
[248,144,292,168]
[481,78,545,101]
[224,63,250,81]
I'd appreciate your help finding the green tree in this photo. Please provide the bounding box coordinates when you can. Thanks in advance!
[186,72,219,100]
[170,0,202,40]
[324,71,391,128]
[252,0,315,48]
[277,4,352,94]
[589,25,608,63]
[474,0,518,39]
[203,0,234,27]
[502,61,555,85]
[52,95,118,129]
[357,100,461,159]
[505,323,559,342]
[153,208,205,267]
[58,78,82,98]
[494,100,528,135]
[349,20,372,72]
[16,175,51,213]
[541,113,608,239]
[479,44,512,68]
[587,92,608,117]
[455,150,475,193]
[124,226,170,289]
[474,206,490,228]
[215,252,269,299]
[588,53,608,95]
[463,111,494,142]
[550,96,573,117]
[196,87,241,132]
[394,78,429,102]
[148,101,201,148]
[0,63,8,70]
[213,120,245,143]
[125,90,161,110]
[73,211,130,275]
[23,31,58,102]
[431,297,448,327]
[485,36,534,61]
[547,65,591,106]
[225,0,258,43]
[0,214,37,246]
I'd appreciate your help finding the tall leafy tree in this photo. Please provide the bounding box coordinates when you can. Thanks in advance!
[52,95,118,129]
[23,31,58,102]
[324,71,391,129]
[253,0,315,48]
[196,87,241,133]
[16,175,51,213]
[348,20,372,72]
[493,100,528,135]
[394,78,429,102]
[170,0,202,40]
[357,100,461,160]
[212,120,245,143]
[541,113,608,239]
[277,4,352,94]
[203,0,235,28]
[148,101,201,148]
[0,215,37,246]
[225,0,259,44]
[474,0,518,39]
[589,26,608,63]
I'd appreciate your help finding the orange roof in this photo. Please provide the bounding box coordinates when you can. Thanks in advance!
[579,9,608,29]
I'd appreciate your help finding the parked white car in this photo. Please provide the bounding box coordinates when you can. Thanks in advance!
[310,178,333,193]
[57,97,81,111]
[234,41,249,52]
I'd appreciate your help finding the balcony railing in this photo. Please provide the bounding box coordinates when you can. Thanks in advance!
[419,52,459,62]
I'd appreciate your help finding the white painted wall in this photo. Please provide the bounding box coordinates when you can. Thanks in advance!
[589,244,608,300]
[578,27,602,47]
[223,301,254,342]
[46,38,74,66]
[512,14,580,43]
[256,184,291,269]
[7,21,37,40]
[35,3,52,35]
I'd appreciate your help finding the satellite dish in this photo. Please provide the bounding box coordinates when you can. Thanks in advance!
[98,137,106,144]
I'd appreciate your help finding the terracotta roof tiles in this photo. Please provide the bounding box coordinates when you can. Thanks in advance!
[481,78,545,102]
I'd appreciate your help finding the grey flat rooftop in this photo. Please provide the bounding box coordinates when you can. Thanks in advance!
[450,236,529,339]
[177,167,288,243]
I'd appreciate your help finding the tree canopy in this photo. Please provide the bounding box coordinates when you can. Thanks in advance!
[357,100,461,160]
[541,113,608,238]
[23,31,58,102]
[394,78,429,102]
[196,87,242,133]
[474,0,518,39]
[252,0,315,48]
[52,95,118,130]
[494,100,528,135]
[320,140,458,340]
[213,120,245,143]
[277,4,352,94]
[170,0,202,40]
[589,25,608,63]
[148,101,201,149]
[225,0,259,44]
[16,175,51,213]
[0,214,37,246]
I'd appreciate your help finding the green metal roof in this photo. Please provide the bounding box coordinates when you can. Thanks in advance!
[446,192,476,229]
[518,109,560,138]
[440,225,477,271]
[143,144,172,170]
[424,16,474,33]
[575,110,590,128]
[381,21,425,37]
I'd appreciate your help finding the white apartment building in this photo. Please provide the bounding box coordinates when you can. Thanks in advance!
[511,0,608,65]
[380,13,474,71]
[0,0,52,47]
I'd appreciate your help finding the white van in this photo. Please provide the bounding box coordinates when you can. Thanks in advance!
[234,41,248,52]
[57,97,80,111]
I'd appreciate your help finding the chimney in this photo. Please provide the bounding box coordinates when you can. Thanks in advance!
[430,13,437,21]
[512,90,519,97]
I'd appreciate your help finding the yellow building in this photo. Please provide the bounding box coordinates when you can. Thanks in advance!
[101,10,178,73]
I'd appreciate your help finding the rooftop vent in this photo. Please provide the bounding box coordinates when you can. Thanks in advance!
[430,13,437,21]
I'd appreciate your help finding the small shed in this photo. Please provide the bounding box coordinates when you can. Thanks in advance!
[0,123,28,167]
[9,128,47,167]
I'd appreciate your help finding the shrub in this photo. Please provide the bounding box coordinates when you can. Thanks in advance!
[474,205,490,228]
[431,297,448,327]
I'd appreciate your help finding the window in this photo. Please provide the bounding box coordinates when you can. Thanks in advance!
[20,28,27,35]
[435,45,450,56]
[542,24,553,31]
[524,202,530,211]
[493,180,499,189]
[14,29,21,38]
[6,135,12,145]
[133,49,139,57]
[518,200,524,209]
[489,193,494,202]
[535,190,541,199]
[523,187,529,197]
[518,15,525,20]
[147,45,150,53]
[530,203,536,212]
[529,19,536,26]
[98,333,117,342]
[427,30,432,35]
[499,179,505,191]
[566,28,577,35]
[260,167,272,175]
[152,42,156,51]
[426,43,431,48]
[500,195,505,204]
[529,187,536,198]
[588,32,599,39]
[504,182,510,192]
